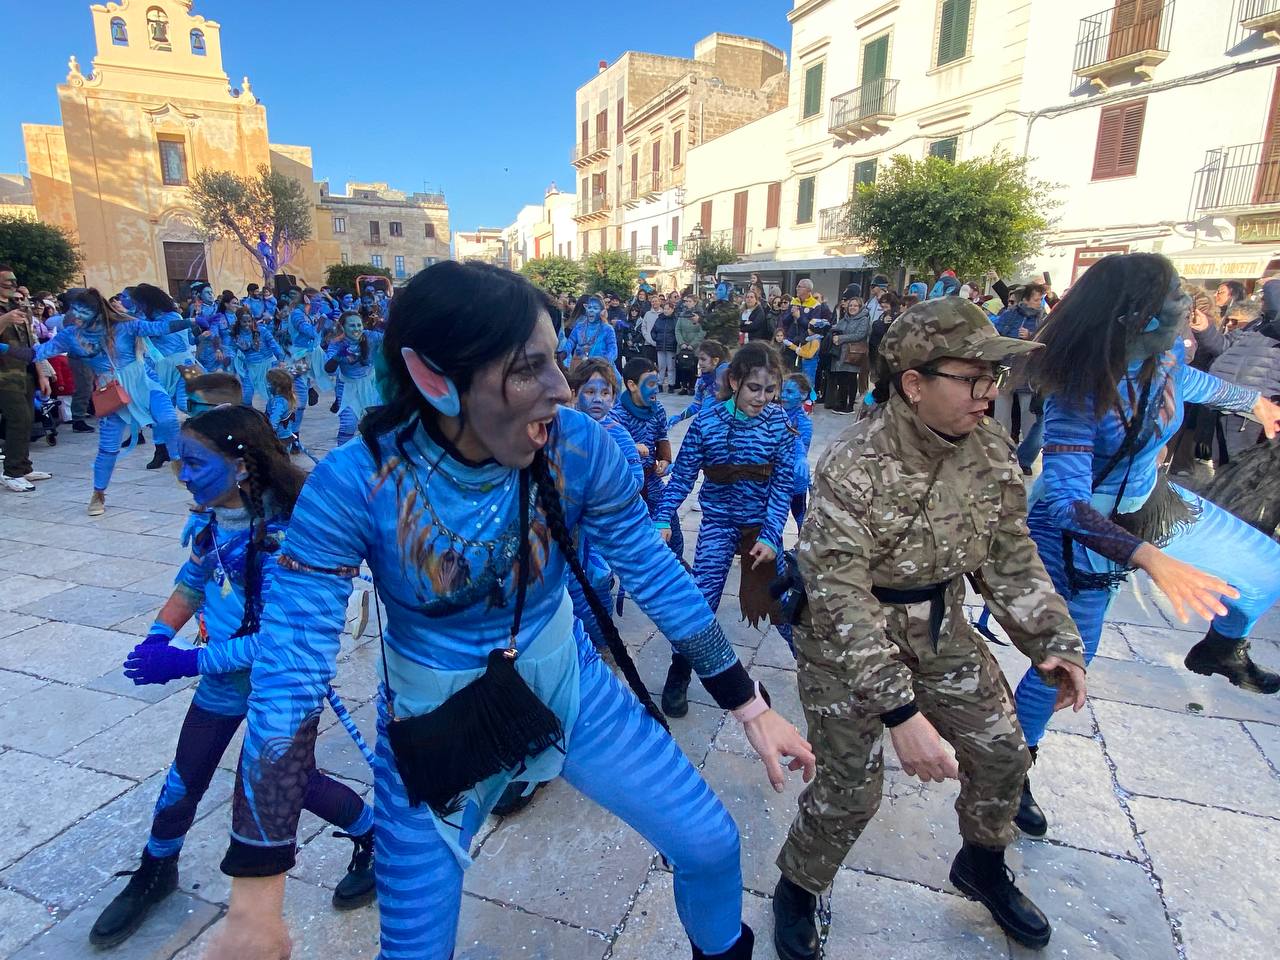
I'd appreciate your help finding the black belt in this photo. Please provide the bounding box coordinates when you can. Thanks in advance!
[872,580,951,652]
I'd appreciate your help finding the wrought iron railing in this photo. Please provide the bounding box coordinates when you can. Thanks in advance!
[571,135,610,164]
[829,78,899,133]
[1241,0,1280,21]
[575,193,612,217]
[818,205,853,242]
[1191,141,1280,214]
[1074,0,1174,74]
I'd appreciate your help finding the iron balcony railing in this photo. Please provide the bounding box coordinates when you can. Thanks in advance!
[1241,0,1280,22]
[1191,141,1280,214]
[829,78,899,133]
[1075,0,1174,74]
[571,135,610,164]
[818,205,853,242]
[575,193,612,218]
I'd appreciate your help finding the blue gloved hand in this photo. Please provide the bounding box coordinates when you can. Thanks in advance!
[142,621,176,646]
[180,509,211,549]
[123,643,199,685]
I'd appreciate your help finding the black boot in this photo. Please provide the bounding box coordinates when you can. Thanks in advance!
[1184,628,1280,694]
[308,385,319,407]
[772,876,819,960]
[692,922,754,958]
[88,849,179,947]
[329,399,340,413]
[949,843,1051,949]
[72,419,95,433]
[1014,745,1047,837]
[492,780,540,816]
[145,442,170,470]
[661,660,690,719]
[331,828,376,910]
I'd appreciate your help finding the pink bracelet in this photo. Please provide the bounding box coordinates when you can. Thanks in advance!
[732,682,770,724]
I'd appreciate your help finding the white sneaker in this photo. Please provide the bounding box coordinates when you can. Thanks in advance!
[2,475,35,492]
[23,471,52,481]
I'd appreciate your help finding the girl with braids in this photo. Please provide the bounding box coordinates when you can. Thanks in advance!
[132,283,199,417]
[323,310,384,445]
[654,342,795,718]
[228,306,286,408]
[1013,253,1280,839]
[21,288,192,512]
[195,292,236,374]
[89,405,376,949]
[204,261,813,960]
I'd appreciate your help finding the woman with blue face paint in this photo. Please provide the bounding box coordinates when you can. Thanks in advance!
[200,262,813,960]
[655,342,795,719]
[228,307,286,408]
[282,289,332,443]
[323,311,385,446]
[132,283,199,424]
[669,340,729,428]
[1012,253,1280,839]
[565,295,618,365]
[779,373,813,531]
[89,404,376,950]
[22,288,192,514]
[195,293,236,374]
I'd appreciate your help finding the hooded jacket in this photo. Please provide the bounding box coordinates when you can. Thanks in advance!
[1199,279,1280,401]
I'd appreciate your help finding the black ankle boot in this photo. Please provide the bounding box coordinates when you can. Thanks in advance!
[72,419,95,433]
[661,666,690,719]
[1014,746,1047,837]
[692,922,754,958]
[492,780,540,816]
[145,443,170,470]
[88,849,179,947]
[1185,628,1280,694]
[772,876,819,960]
[949,842,1051,949]
[308,385,319,407]
[331,828,376,910]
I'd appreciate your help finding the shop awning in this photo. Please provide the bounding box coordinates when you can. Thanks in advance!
[717,254,869,277]
[1163,244,1279,281]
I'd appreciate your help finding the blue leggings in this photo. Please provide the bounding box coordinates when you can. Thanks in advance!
[691,520,741,614]
[291,374,308,436]
[1016,485,1280,746]
[337,407,357,445]
[94,388,179,491]
[372,651,743,959]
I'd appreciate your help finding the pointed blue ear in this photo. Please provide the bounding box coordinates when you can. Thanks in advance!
[401,347,460,417]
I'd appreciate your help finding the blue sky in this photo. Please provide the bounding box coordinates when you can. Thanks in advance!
[0,0,791,232]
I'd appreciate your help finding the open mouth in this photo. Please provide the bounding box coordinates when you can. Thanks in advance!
[526,417,553,449]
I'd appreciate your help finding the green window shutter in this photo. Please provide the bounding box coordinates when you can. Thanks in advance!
[803,62,824,118]
[937,0,972,67]
[854,159,878,186]
[797,177,815,224]
[929,137,957,162]
[862,36,888,85]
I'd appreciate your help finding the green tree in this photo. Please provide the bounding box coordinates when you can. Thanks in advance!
[694,237,739,280]
[188,164,313,282]
[0,217,81,292]
[844,151,1056,279]
[520,255,583,297]
[324,262,392,293]
[581,250,638,298]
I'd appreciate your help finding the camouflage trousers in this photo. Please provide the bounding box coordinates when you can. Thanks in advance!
[777,595,1031,894]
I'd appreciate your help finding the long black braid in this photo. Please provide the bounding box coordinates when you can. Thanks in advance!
[528,448,669,730]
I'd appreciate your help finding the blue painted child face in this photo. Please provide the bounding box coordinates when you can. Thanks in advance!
[631,372,660,406]
[176,431,240,507]
[585,298,603,322]
[781,381,805,410]
[69,300,99,327]
[343,315,364,340]
[199,287,215,305]
[341,294,354,309]
[575,373,614,421]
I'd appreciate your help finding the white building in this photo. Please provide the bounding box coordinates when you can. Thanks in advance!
[497,184,580,271]
[504,204,544,272]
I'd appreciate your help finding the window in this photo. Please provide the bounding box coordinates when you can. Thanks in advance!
[395,255,406,278]
[157,136,188,186]
[651,224,659,256]
[389,221,403,237]
[110,17,128,46]
[582,232,589,255]
[566,241,572,259]
[425,222,435,239]
[340,253,349,265]
[190,29,205,55]
[1092,99,1146,180]
[929,137,958,162]
[796,176,816,224]
[765,181,782,229]
[370,221,381,242]
[673,130,683,167]
[700,200,713,235]
[802,62,825,119]
[616,99,624,145]
[854,159,878,186]
[936,0,972,67]
[146,7,170,48]
[371,254,383,268]
[630,230,638,257]
[671,215,680,243]
[332,217,346,233]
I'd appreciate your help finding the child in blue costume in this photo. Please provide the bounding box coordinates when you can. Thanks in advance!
[655,342,795,718]
[25,289,190,515]
[88,404,376,949]
[565,294,618,364]
[264,367,300,448]
[228,307,286,408]
[202,262,814,960]
[187,283,217,327]
[194,293,235,374]
[323,310,385,445]
[285,289,333,440]
[133,283,199,423]
[1012,253,1280,838]
[669,340,729,427]
[782,316,827,398]
[780,372,813,531]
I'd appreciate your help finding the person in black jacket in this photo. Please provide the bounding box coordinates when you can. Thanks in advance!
[739,290,773,342]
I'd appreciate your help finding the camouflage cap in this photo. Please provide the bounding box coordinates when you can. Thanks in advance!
[879,297,1043,374]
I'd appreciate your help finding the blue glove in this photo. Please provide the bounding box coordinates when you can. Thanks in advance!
[181,509,211,549]
[141,621,176,646]
[123,643,199,685]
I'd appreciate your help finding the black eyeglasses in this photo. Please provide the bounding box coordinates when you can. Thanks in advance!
[919,365,1009,399]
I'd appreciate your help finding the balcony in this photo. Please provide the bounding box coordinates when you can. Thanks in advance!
[1241,0,1280,43]
[1190,142,1280,216]
[818,205,854,243]
[571,135,610,168]
[573,193,612,221]
[829,79,899,141]
[1074,1,1174,91]
[632,247,661,267]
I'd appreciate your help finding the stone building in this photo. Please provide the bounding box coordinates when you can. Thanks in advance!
[454,228,510,267]
[321,181,450,283]
[0,175,37,222]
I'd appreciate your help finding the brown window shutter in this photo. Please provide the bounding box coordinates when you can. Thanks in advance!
[673,131,682,166]
[651,224,659,254]
[765,182,781,229]
[616,99,624,144]
[1114,100,1146,176]
[701,200,712,235]
[1092,104,1124,180]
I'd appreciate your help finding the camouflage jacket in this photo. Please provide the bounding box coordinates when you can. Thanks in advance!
[796,394,1084,716]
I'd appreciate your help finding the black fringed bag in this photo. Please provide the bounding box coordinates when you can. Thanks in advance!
[382,469,565,817]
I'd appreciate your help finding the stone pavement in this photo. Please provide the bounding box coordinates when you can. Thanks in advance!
[1,397,1278,960]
